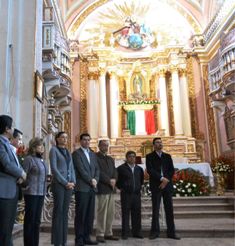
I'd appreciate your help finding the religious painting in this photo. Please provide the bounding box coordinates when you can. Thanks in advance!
[35,71,44,103]
[130,72,145,98]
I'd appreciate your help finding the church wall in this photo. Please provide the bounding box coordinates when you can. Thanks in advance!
[0,0,42,144]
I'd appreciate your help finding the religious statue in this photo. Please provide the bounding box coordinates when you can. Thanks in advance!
[133,74,142,94]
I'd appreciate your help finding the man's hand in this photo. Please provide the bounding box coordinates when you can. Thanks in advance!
[21,171,27,181]
[17,177,24,184]
[159,177,169,189]
[91,178,97,188]
[110,179,116,189]
[66,182,75,190]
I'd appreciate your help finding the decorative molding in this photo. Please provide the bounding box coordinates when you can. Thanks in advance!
[80,60,88,133]
[63,111,72,151]
[186,58,201,139]
[203,65,218,159]
[167,73,174,136]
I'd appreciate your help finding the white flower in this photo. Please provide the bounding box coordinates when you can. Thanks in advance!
[187,188,192,193]
[176,194,180,197]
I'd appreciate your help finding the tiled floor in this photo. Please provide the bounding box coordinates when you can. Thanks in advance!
[13,233,235,246]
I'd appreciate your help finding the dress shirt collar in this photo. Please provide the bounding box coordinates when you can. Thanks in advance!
[81,146,90,153]
[155,151,162,157]
[127,163,135,173]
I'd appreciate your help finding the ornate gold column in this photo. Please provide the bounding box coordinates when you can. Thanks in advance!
[87,71,99,138]
[158,69,169,136]
[180,69,192,136]
[171,66,184,135]
[109,71,119,138]
[98,68,108,137]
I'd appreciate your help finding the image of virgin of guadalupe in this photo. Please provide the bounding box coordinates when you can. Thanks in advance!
[133,74,143,95]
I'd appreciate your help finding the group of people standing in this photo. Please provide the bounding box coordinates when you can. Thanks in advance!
[0,114,180,246]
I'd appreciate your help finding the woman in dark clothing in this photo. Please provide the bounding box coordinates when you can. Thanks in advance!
[23,137,48,246]
[50,131,76,246]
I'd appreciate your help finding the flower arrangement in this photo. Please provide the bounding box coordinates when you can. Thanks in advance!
[172,168,210,197]
[119,98,160,106]
[16,145,28,165]
[211,156,234,174]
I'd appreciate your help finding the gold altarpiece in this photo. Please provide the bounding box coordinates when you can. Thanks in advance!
[76,47,202,161]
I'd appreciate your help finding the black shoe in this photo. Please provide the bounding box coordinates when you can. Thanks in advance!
[167,234,181,240]
[96,236,105,243]
[133,234,144,239]
[149,233,159,240]
[121,235,128,240]
[84,239,98,245]
[104,235,119,241]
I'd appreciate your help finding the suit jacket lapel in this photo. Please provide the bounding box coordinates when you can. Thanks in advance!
[79,148,91,173]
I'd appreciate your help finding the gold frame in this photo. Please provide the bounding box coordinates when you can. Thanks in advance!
[35,71,44,103]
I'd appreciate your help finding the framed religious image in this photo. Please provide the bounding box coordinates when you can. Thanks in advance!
[35,71,44,103]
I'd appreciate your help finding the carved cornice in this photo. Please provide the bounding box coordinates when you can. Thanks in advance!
[88,71,99,80]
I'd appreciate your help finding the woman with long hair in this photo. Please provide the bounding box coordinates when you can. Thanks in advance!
[50,131,75,246]
[23,137,48,246]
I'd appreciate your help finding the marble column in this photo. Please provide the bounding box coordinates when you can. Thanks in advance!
[98,70,108,137]
[87,72,99,138]
[158,70,169,136]
[109,72,119,138]
[171,68,184,135]
[180,70,192,136]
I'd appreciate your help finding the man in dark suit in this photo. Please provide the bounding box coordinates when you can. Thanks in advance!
[96,139,118,243]
[146,137,180,240]
[72,133,100,246]
[116,151,144,240]
[0,115,26,246]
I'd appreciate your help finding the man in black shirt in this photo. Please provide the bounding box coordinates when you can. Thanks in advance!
[116,151,144,240]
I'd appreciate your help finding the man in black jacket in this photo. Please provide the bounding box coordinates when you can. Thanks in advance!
[146,137,180,240]
[116,151,144,240]
[96,140,119,243]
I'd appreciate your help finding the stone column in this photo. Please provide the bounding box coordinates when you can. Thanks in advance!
[87,72,99,138]
[98,69,108,137]
[158,70,169,136]
[109,72,119,138]
[171,67,184,135]
[180,70,192,136]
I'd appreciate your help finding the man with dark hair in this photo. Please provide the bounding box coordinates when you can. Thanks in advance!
[72,133,99,246]
[0,115,26,246]
[11,128,23,150]
[96,139,119,243]
[146,137,180,240]
[116,150,144,240]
